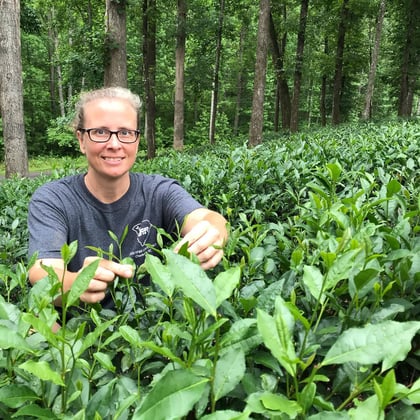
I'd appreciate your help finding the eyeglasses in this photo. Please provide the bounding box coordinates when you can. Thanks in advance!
[79,128,140,144]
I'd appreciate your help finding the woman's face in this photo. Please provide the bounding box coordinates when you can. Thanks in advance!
[77,97,139,180]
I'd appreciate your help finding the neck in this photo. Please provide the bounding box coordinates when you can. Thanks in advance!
[84,172,130,203]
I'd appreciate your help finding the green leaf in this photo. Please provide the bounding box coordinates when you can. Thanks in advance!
[260,392,302,418]
[93,351,115,372]
[163,250,217,318]
[66,258,99,308]
[21,313,58,347]
[201,410,251,420]
[325,249,361,290]
[144,253,175,297]
[386,179,402,197]
[19,360,65,386]
[213,348,246,401]
[302,265,325,302]
[322,321,420,371]
[214,266,241,308]
[61,241,78,265]
[12,404,59,419]
[257,297,297,376]
[406,376,420,404]
[133,369,209,420]
[0,384,39,408]
[0,324,34,352]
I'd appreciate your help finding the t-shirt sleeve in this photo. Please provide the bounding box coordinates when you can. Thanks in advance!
[27,185,69,260]
[156,178,204,233]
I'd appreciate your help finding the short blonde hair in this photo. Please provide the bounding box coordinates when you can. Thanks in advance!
[72,87,142,130]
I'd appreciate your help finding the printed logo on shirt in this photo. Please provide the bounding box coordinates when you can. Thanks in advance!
[132,220,152,246]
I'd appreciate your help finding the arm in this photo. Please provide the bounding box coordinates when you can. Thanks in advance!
[174,208,228,269]
[28,257,134,305]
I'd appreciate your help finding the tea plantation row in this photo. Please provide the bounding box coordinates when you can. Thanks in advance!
[0,121,419,419]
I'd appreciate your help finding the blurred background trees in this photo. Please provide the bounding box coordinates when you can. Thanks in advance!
[1,0,419,174]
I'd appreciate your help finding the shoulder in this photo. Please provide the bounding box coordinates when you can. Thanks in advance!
[31,174,84,201]
[130,172,181,190]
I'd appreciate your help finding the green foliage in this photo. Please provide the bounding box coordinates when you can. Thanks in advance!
[0,121,419,417]
[46,115,79,155]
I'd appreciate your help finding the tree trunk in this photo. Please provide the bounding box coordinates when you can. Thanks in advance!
[0,0,29,178]
[320,37,328,126]
[290,0,309,132]
[173,0,186,151]
[248,0,270,147]
[331,0,349,125]
[209,0,224,145]
[361,0,386,121]
[233,25,246,136]
[398,0,419,117]
[143,0,157,159]
[269,8,291,131]
[104,0,127,87]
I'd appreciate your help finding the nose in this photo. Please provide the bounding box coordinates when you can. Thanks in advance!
[107,132,121,147]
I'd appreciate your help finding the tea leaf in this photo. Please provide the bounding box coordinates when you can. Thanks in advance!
[213,347,245,401]
[0,324,34,352]
[214,266,241,308]
[0,384,39,408]
[144,253,174,297]
[133,369,209,420]
[260,392,302,417]
[66,258,99,308]
[163,250,217,317]
[322,321,420,371]
[257,297,297,376]
[19,360,65,386]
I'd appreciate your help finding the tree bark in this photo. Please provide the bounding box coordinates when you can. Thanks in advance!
[331,0,349,125]
[361,0,386,121]
[248,0,270,147]
[173,0,186,151]
[320,37,328,126]
[0,0,29,178]
[397,0,419,117]
[290,0,309,132]
[233,25,246,136]
[269,8,291,131]
[209,0,224,145]
[143,0,157,159]
[104,0,127,87]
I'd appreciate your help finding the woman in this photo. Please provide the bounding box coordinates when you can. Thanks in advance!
[28,87,228,308]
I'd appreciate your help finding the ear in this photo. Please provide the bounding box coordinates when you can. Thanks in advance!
[77,130,86,154]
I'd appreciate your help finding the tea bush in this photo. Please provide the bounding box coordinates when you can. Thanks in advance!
[0,121,419,419]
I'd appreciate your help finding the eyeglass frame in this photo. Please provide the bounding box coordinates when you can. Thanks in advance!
[78,127,140,144]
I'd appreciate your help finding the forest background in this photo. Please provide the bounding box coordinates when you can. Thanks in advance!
[0,0,419,178]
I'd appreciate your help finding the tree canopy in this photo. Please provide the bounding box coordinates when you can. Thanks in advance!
[0,0,419,169]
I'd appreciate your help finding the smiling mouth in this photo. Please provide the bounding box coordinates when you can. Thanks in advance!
[103,157,124,161]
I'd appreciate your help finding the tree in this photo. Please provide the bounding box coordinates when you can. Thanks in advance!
[143,0,157,159]
[0,0,29,178]
[248,0,270,147]
[361,0,386,120]
[104,0,127,87]
[269,6,291,131]
[397,0,420,117]
[173,0,186,151]
[331,0,350,125]
[209,0,224,145]
[290,0,309,132]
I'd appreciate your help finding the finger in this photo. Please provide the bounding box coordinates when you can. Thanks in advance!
[80,290,106,304]
[175,221,210,251]
[84,257,134,279]
[200,249,224,270]
[187,227,221,256]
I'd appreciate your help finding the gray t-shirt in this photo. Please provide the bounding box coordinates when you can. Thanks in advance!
[28,171,203,275]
